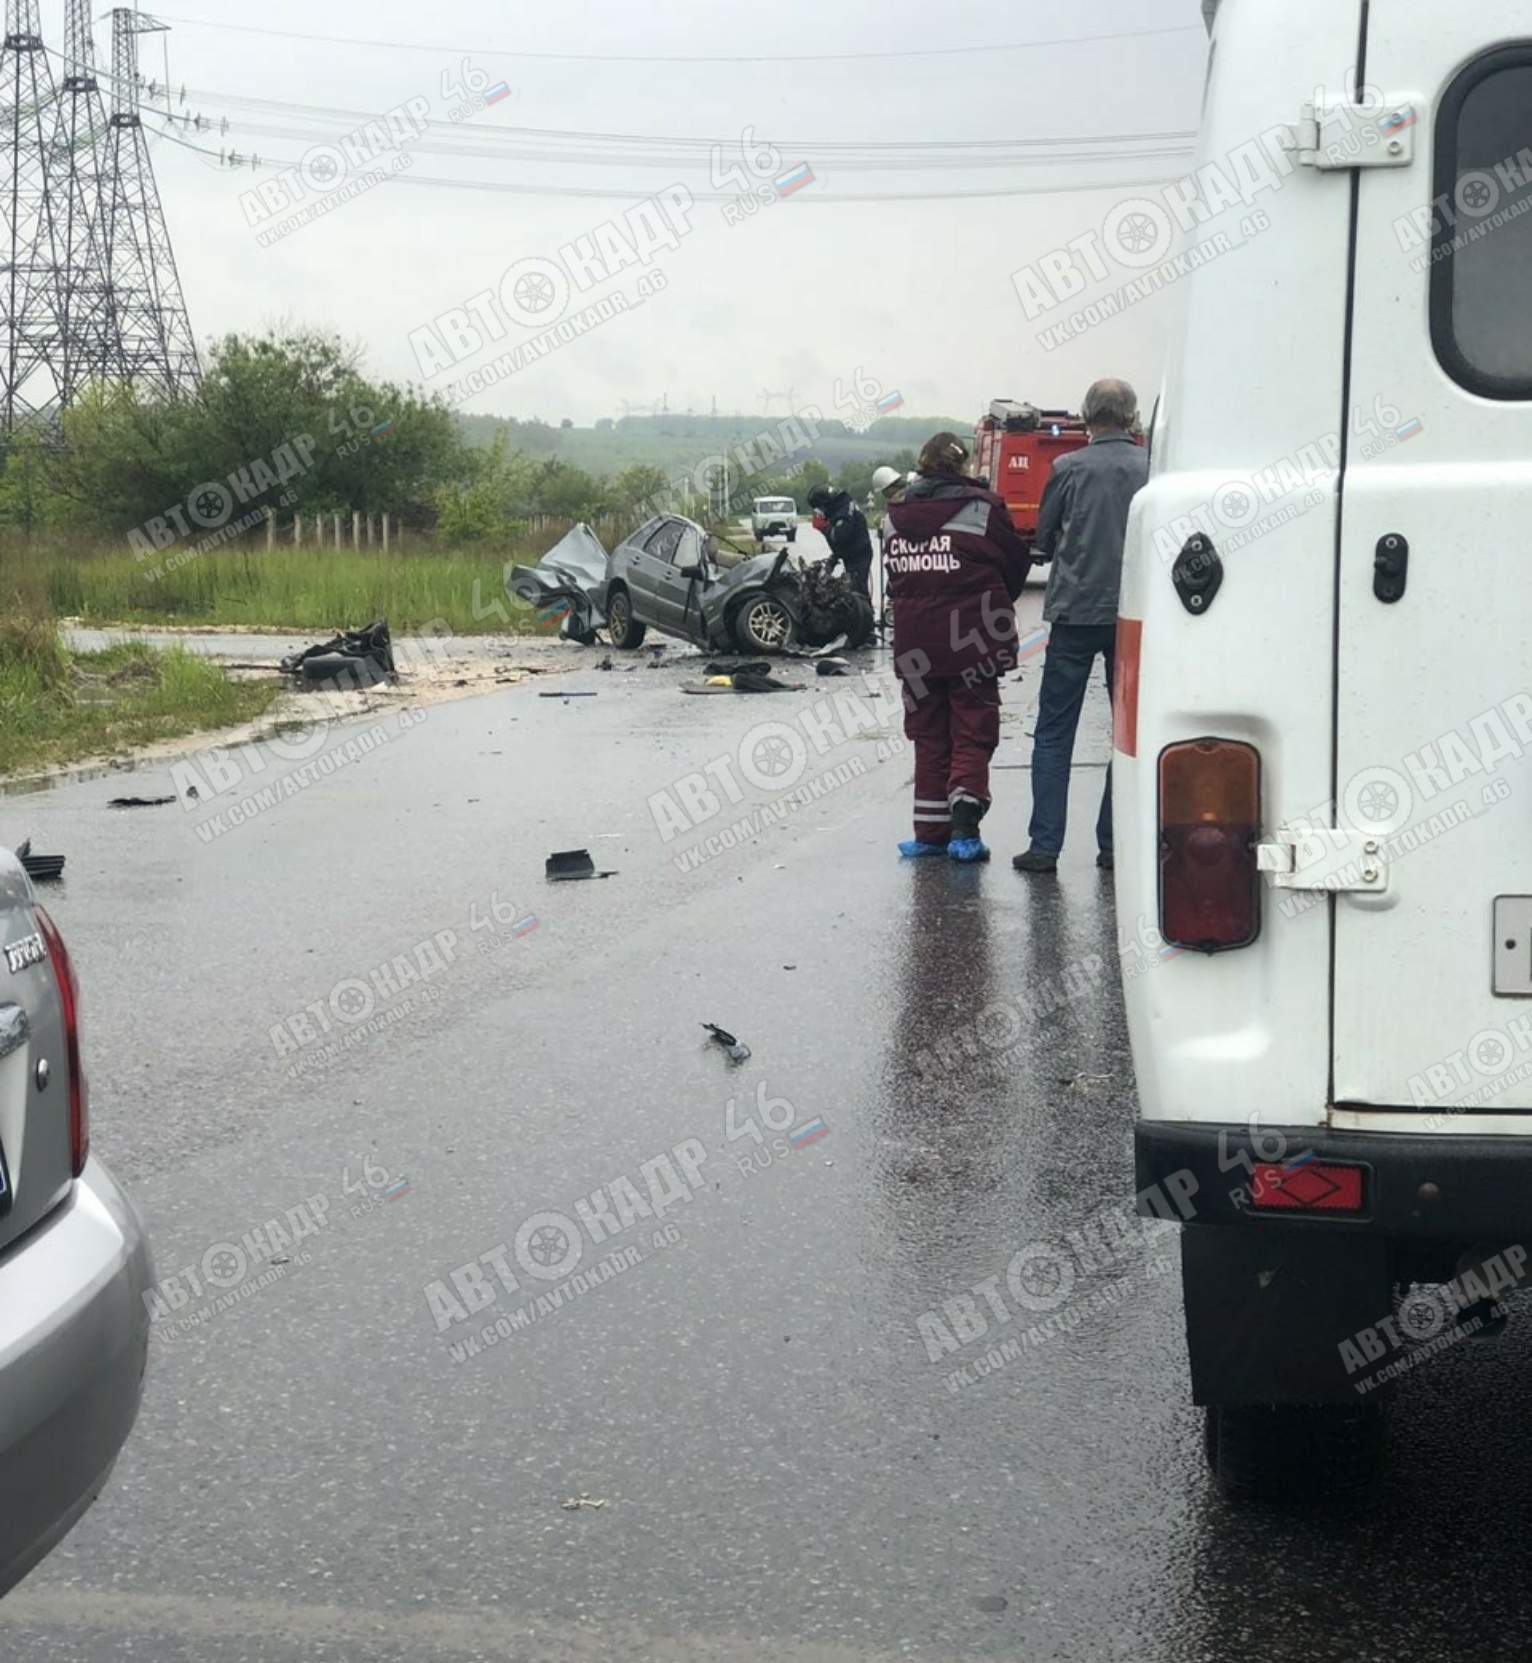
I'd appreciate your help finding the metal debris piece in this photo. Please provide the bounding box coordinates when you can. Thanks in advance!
[14,838,64,881]
[546,849,616,881]
[280,619,395,687]
[561,1494,608,1511]
[702,1022,751,1064]
[107,795,175,808]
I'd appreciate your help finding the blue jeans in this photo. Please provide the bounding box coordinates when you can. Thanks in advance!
[1028,622,1116,855]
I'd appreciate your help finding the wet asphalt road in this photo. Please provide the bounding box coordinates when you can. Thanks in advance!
[7,595,1532,1661]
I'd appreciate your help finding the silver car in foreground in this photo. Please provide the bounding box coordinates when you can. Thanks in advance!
[0,848,152,1597]
[509,516,875,655]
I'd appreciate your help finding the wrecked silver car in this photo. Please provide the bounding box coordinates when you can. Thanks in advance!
[508,515,875,655]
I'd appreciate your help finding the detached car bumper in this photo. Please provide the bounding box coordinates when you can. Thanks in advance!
[0,1156,152,1596]
[1137,1119,1532,1240]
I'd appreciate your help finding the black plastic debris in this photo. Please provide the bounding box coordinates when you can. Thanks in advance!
[538,690,598,698]
[702,1022,751,1064]
[815,658,850,677]
[15,838,63,881]
[108,795,175,808]
[731,671,803,693]
[280,619,395,688]
[546,848,617,881]
[704,659,772,678]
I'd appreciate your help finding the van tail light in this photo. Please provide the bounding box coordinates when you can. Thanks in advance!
[1251,1160,1365,1213]
[1158,739,1260,951]
[34,907,89,1177]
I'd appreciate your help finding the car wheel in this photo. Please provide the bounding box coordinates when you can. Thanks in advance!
[1204,1403,1382,1504]
[606,586,647,650]
[563,618,598,646]
[732,594,794,654]
[835,593,876,648]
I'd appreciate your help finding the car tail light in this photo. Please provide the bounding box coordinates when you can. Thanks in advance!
[1250,1160,1366,1213]
[1158,739,1260,951]
[34,907,88,1177]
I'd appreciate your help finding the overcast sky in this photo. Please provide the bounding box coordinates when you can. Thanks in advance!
[106,0,1209,427]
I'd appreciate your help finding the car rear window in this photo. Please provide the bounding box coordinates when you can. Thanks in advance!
[757,499,794,513]
[1431,47,1532,398]
[644,520,684,561]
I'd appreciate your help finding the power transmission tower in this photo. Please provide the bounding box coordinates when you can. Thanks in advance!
[98,7,198,397]
[0,0,65,431]
[53,0,116,404]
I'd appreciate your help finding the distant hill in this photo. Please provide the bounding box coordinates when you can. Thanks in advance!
[455,411,972,480]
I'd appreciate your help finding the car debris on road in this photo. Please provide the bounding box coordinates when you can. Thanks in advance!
[545,849,617,881]
[702,1022,751,1064]
[13,838,64,881]
[280,620,396,688]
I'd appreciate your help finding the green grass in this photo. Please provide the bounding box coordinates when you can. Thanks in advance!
[17,539,553,636]
[0,619,282,776]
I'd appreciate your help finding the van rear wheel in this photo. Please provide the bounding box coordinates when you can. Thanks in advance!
[1203,1403,1382,1504]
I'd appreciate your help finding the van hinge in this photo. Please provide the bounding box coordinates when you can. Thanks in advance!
[1297,101,1417,171]
[1256,829,1390,893]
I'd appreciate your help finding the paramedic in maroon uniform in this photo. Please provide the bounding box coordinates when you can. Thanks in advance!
[884,432,1032,863]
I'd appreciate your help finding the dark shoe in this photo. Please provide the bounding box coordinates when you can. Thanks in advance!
[949,797,986,841]
[1013,849,1058,874]
[1096,851,1114,871]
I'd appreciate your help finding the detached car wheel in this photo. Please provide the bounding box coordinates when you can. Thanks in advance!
[606,586,647,649]
[732,594,794,654]
[1204,1403,1382,1504]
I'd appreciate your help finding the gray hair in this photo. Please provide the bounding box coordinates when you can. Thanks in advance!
[1082,378,1138,432]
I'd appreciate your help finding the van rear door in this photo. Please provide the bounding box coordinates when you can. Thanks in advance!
[1334,6,1532,1111]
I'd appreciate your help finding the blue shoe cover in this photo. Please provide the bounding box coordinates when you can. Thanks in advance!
[947,837,991,864]
[899,839,948,859]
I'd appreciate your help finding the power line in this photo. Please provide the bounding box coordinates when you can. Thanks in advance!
[152,116,1195,173]
[147,117,1182,203]
[150,14,1206,66]
[77,64,1197,161]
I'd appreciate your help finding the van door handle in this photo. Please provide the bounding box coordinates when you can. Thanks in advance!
[1374,534,1408,603]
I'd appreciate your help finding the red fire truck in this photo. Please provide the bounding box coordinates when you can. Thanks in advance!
[973,400,1089,551]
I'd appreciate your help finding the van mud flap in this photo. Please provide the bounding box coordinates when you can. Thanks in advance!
[1181,1223,1392,1406]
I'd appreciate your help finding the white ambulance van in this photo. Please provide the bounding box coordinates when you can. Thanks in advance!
[1120,0,1532,1500]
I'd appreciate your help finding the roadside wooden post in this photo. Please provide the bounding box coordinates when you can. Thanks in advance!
[333,511,341,548]
[351,510,360,549]
[293,513,301,547]
[366,513,374,548]
[382,511,390,552]
[266,507,275,550]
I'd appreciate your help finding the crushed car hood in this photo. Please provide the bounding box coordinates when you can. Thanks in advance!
[508,524,610,627]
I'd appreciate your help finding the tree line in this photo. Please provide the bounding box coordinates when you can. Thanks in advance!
[0,330,917,547]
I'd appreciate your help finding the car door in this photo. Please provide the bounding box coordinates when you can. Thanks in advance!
[652,525,706,635]
[621,518,674,626]
[1332,5,1532,1114]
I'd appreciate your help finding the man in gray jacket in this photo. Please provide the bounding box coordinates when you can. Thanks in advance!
[1014,378,1147,874]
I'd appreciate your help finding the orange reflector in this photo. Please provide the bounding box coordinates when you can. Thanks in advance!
[1250,1161,1365,1213]
[1113,617,1142,758]
[1158,738,1261,952]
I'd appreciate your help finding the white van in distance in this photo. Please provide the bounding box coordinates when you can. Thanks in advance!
[1119,0,1532,1499]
